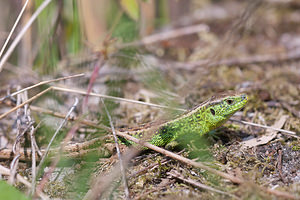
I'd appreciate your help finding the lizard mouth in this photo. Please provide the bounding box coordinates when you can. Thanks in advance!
[241,94,247,101]
[235,94,247,108]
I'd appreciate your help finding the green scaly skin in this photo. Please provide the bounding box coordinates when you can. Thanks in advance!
[121,93,248,147]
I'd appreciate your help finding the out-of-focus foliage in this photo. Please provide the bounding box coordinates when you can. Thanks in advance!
[120,0,139,21]
[0,181,30,200]
[34,0,81,74]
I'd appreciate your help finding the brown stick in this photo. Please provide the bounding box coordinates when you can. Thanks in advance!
[116,131,244,184]
[277,149,287,183]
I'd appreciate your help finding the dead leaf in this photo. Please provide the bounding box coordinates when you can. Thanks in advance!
[241,115,289,148]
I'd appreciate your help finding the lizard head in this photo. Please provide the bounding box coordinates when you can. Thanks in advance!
[202,93,248,129]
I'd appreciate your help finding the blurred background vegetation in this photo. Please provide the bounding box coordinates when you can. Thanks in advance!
[0,0,300,199]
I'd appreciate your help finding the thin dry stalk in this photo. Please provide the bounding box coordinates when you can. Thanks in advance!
[35,99,79,196]
[30,121,43,195]
[9,89,23,185]
[31,121,43,157]
[30,126,36,195]
[35,125,79,195]
[29,105,110,131]
[37,98,79,173]
[0,0,53,72]
[13,121,34,153]
[168,170,240,199]
[129,158,170,179]
[230,119,299,138]
[52,85,185,111]
[134,179,175,200]
[83,149,140,200]
[101,98,130,199]
[0,73,84,102]
[82,56,104,113]
[0,87,52,120]
[0,0,29,58]
[39,88,297,135]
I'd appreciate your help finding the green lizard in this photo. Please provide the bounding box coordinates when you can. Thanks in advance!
[119,92,248,147]
[0,92,247,160]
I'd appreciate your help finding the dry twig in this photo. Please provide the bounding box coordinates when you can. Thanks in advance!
[0,73,84,102]
[116,131,243,184]
[168,169,240,199]
[0,0,53,72]
[276,149,287,183]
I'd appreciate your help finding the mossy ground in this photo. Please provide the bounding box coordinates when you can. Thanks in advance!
[0,1,299,199]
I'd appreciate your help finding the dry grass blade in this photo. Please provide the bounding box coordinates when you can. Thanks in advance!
[36,100,80,196]
[36,98,79,174]
[100,98,130,199]
[230,119,299,138]
[52,85,185,111]
[0,0,52,72]
[44,87,297,137]
[0,0,29,58]
[0,73,84,102]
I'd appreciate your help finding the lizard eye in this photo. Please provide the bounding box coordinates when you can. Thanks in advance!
[210,108,215,115]
[226,99,233,105]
